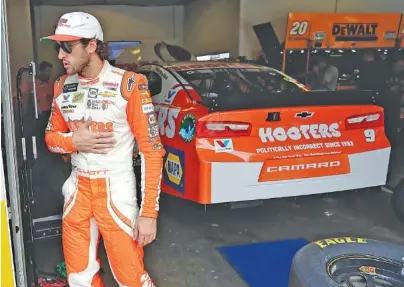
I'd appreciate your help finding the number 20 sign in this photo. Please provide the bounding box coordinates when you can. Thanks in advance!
[289,21,309,36]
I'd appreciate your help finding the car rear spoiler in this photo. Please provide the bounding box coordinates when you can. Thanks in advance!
[207,90,386,112]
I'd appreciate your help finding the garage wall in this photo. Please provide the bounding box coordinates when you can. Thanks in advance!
[184,0,240,57]
[336,0,404,13]
[239,0,336,59]
[239,0,404,59]
[34,5,184,78]
[6,0,35,95]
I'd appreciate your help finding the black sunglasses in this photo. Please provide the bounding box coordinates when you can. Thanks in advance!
[55,41,80,54]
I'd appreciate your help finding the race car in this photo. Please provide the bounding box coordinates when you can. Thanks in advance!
[137,60,391,204]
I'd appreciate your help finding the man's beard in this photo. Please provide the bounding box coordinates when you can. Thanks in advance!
[71,53,90,75]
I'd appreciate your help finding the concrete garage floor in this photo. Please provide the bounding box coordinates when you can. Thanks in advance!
[35,188,404,287]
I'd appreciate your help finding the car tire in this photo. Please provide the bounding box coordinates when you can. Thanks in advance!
[288,237,404,287]
[392,178,404,225]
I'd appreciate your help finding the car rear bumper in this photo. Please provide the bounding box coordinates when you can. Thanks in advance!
[208,148,391,203]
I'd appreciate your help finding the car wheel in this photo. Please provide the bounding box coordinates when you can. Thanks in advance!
[289,237,404,287]
[392,178,404,225]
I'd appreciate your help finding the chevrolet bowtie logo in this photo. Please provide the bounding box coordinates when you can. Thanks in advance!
[295,111,314,118]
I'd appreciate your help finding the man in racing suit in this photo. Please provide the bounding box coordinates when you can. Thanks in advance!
[41,12,164,287]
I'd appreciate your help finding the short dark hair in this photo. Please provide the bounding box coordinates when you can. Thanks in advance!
[39,61,53,71]
[80,38,108,60]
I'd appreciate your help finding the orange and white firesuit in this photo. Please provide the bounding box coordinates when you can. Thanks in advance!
[45,60,164,287]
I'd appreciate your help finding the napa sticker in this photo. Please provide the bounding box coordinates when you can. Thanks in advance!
[163,146,185,194]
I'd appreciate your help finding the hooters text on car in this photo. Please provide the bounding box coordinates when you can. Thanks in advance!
[259,123,341,143]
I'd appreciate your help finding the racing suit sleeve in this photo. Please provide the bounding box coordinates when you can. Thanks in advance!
[123,72,165,219]
[45,76,76,154]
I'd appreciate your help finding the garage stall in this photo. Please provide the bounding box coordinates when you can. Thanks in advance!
[2,0,404,286]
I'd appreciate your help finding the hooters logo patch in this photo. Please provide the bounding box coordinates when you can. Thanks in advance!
[67,117,114,132]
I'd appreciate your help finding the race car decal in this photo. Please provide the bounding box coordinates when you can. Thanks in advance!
[155,66,168,80]
[163,146,185,194]
[258,123,342,143]
[155,106,180,138]
[214,139,234,153]
[164,84,193,105]
[179,114,196,142]
[258,154,350,182]
[196,138,253,162]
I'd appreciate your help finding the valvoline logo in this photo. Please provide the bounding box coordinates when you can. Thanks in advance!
[164,84,193,104]
[214,139,234,153]
[168,90,176,100]
[63,94,70,103]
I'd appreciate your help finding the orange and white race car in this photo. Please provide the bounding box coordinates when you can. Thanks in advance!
[138,61,391,204]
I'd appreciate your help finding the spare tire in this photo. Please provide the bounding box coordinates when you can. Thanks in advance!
[289,237,404,287]
[392,178,404,225]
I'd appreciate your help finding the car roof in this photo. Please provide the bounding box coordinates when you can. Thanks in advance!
[140,60,308,91]
[147,61,273,71]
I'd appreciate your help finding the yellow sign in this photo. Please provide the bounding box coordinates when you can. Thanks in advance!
[72,92,84,103]
[1,151,15,287]
[315,237,367,248]
[164,153,183,185]
[99,91,117,97]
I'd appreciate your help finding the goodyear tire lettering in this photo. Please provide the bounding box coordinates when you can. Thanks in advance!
[315,237,367,248]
